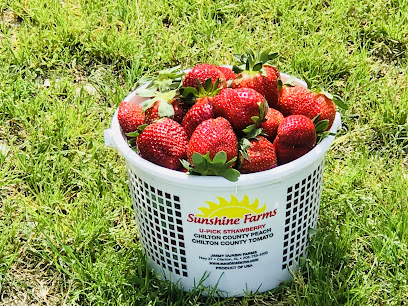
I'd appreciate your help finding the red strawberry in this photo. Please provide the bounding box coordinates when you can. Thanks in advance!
[183,117,240,181]
[182,96,214,138]
[212,88,268,132]
[136,118,188,170]
[216,66,236,81]
[276,85,311,117]
[292,91,336,130]
[260,108,284,142]
[117,101,145,133]
[274,115,316,164]
[182,64,226,90]
[274,137,311,165]
[232,72,278,109]
[238,136,277,174]
[232,51,280,108]
[171,98,189,124]
[187,117,238,164]
[264,65,280,84]
[143,100,160,124]
[262,64,280,108]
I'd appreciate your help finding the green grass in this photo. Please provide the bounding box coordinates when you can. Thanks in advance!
[1,0,407,304]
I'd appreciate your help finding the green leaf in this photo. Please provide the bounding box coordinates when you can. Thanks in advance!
[245,60,250,71]
[139,65,184,92]
[126,131,139,138]
[135,88,156,97]
[312,114,321,124]
[221,168,240,182]
[233,54,244,63]
[319,87,334,100]
[258,101,268,121]
[253,62,263,71]
[242,124,255,134]
[169,79,183,90]
[212,151,227,165]
[180,87,198,98]
[197,80,205,93]
[243,126,263,139]
[248,49,255,61]
[239,138,251,161]
[259,51,269,64]
[315,119,329,133]
[192,152,206,167]
[180,159,192,170]
[267,52,279,61]
[277,79,283,91]
[136,75,153,86]
[204,78,212,92]
[317,131,336,144]
[302,73,312,89]
[158,100,175,117]
[252,128,263,138]
[225,156,237,168]
[245,128,263,139]
[141,99,157,112]
[125,124,148,138]
[187,151,240,182]
[251,115,259,123]
[240,138,251,149]
[333,94,348,110]
[232,65,244,74]
[212,78,220,91]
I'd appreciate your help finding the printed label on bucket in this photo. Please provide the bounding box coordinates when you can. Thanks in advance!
[184,195,284,275]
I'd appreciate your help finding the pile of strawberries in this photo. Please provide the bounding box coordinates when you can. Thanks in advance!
[117,51,345,181]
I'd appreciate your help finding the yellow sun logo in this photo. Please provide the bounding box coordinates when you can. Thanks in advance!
[196,195,266,219]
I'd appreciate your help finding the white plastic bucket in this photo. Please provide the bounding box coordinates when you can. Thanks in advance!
[104,74,341,297]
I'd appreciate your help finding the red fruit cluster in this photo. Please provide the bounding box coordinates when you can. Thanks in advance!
[117,57,339,181]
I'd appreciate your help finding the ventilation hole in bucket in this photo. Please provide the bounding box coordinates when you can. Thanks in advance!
[127,168,188,277]
[281,161,324,270]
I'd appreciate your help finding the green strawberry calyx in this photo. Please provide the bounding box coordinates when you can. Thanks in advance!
[141,90,178,118]
[242,100,268,138]
[239,102,268,161]
[180,78,222,105]
[238,138,252,162]
[126,124,148,149]
[232,49,279,76]
[181,151,240,182]
[312,114,336,144]
[126,124,148,138]
[135,65,184,92]
[319,87,348,110]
